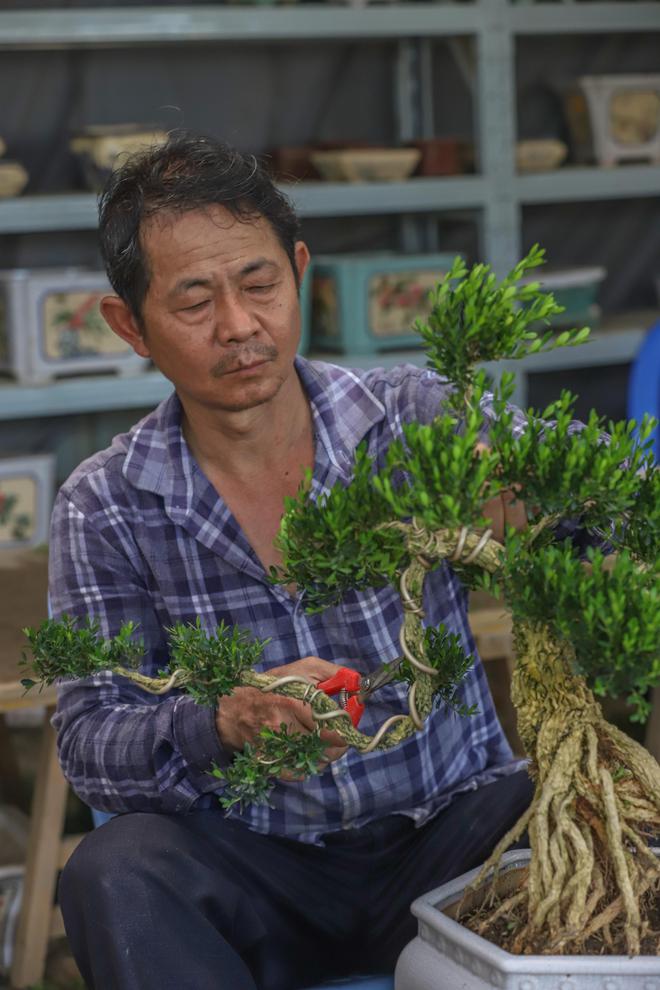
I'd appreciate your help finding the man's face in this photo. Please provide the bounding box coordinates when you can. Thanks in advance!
[131,205,309,414]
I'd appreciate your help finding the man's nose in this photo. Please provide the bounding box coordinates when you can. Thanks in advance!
[214,293,256,344]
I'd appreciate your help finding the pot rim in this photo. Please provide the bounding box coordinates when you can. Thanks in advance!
[410,848,660,974]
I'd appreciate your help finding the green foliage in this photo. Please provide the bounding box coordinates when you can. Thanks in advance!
[373,372,500,532]
[275,374,503,610]
[502,542,660,719]
[613,442,660,566]
[417,244,589,404]
[488,391,653,527]
[23,615,269,707]
[392,626,477,716]
[165,618,269,705]
[211,723,328,812]
[273,445,407,610]
[22,616,143,687]
[422,625,478,717]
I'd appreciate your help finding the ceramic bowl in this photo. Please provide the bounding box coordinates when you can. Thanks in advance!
[0,162,28,198]
[310,148,421,182]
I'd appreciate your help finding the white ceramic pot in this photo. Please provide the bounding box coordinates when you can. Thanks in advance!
[395,850,660,990]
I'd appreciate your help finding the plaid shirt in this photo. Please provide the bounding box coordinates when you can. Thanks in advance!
[50,357,523,843]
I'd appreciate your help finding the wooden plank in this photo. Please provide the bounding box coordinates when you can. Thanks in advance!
[48,906,66,941]
[10,711,69,989]
[0,712,23,806]
[57,833,84,871]
[0,681,57,710]
[468,595,515,667]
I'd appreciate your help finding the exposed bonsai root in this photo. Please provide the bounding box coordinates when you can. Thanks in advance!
[462,622,660,956]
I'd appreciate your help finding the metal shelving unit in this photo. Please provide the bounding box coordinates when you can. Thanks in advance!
[0,1,658,426]
[0,3,658,265]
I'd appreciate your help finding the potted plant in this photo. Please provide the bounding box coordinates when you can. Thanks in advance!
[24,246,660,977]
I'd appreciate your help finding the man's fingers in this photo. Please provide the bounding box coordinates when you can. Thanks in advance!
[502,489,528,532]
[481,490,528,544]
[482,492,505,544]
[319,724,348,749]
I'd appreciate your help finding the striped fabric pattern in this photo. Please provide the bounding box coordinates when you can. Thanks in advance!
[50,357,526,844]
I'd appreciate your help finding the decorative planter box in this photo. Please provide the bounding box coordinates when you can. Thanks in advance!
[395,849,660,990]
[0,268,149,384]
[521,266,606,330]
[575,75,660,167]
[309,252,457,355]
[0,455,55,550]
[299,266,312,356]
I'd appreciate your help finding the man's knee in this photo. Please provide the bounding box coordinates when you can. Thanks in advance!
[59,812,183,910]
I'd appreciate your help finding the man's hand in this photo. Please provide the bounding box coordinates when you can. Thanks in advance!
[481,487,528,544]
[215,656,349,769]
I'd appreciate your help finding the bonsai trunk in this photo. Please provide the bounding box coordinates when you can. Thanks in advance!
[469,619,660,955]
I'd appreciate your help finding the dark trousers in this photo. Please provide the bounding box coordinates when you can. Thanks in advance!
[59,770,533,990]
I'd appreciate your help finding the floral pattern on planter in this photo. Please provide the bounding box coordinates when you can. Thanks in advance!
[611,89,660,146]
[368,271,439,338]
[0,478,35,545]
[41,291,131,361]
[311,275,339,338]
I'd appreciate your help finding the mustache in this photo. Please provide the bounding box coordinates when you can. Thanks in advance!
[210,344,278,378]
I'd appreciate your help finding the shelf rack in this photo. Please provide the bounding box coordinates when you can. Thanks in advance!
[0,2,658,435]
[0,2,658,270]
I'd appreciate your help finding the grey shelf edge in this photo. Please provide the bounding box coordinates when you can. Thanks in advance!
[0,4,483,48]
[509,1,660,35]
[1,323,653,421]
[2,164,659,234]
[0,178,487,234]
[0,371,174,420]
[1,2,658,48]
[516,165,660,205]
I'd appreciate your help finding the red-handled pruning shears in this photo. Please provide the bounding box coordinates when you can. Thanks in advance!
[317,657,405,728]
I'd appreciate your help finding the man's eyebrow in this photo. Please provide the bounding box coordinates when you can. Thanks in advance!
[169,277,213,298]
[240,258,280,278]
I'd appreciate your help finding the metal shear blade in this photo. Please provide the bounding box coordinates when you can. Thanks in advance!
[358,655,405,702]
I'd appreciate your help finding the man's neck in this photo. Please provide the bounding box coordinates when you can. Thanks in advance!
[179,371,312,484]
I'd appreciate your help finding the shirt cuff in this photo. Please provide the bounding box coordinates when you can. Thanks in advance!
[172,695,231,772]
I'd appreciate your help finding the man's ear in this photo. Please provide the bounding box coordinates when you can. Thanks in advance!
[294,241,311,289]
[100,295,151,359]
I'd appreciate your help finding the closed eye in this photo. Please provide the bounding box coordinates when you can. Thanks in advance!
[181,300,211,312]
[246,283,276,294]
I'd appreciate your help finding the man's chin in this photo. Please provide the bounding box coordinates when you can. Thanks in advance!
[212,376,282,413]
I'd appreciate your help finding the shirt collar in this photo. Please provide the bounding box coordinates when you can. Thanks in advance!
[294,356,386,479]
[122,356,386,507]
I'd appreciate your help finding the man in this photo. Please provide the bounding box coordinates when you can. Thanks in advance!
[51,134,532,990]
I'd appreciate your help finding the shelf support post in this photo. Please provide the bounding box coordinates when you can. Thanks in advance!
[475,0,520,276]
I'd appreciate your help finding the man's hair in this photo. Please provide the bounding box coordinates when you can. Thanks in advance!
[98,133,302,323]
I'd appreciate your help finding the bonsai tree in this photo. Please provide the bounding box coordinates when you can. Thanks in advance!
[25,245,660,957]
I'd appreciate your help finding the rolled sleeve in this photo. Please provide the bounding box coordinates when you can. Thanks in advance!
[172,695,230,773]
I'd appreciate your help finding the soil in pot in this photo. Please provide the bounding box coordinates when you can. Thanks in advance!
[454,861,660,956]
